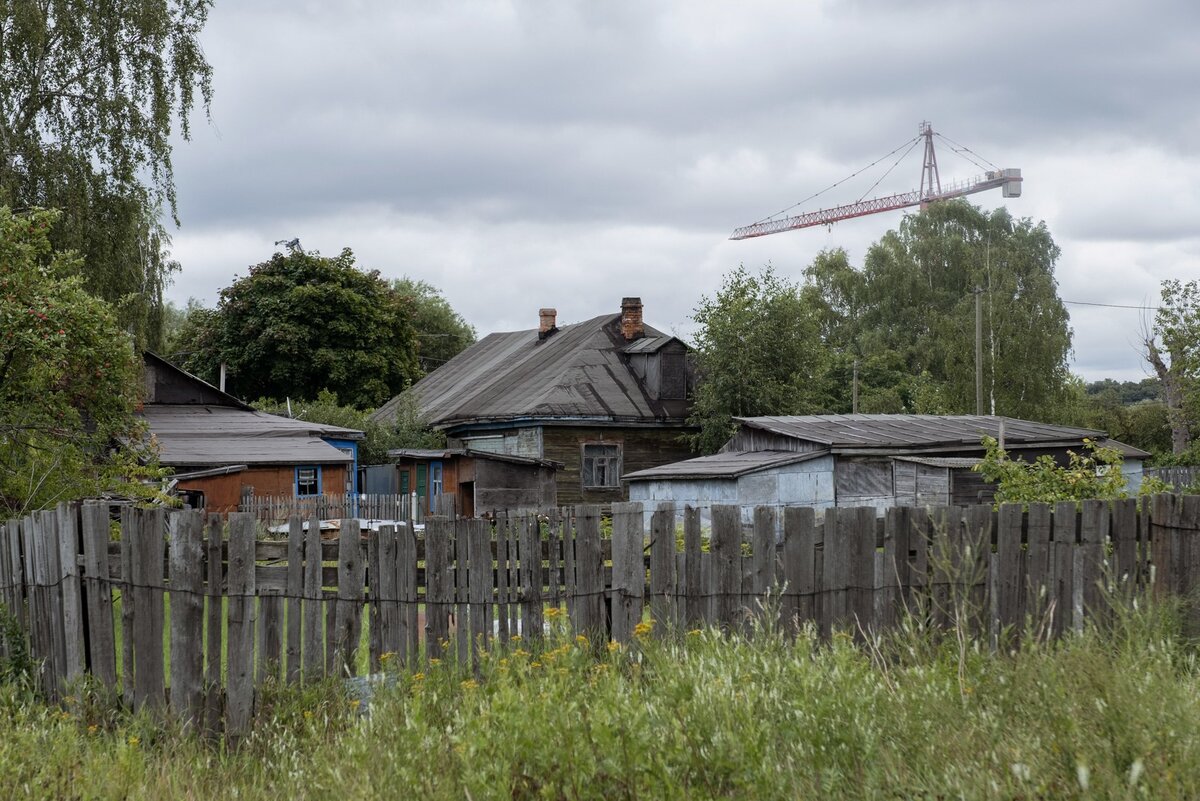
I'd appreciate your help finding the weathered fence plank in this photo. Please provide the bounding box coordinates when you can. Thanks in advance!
[226,513,257,736]
[80,502,117,688]
[683,506,703,628]
[131,508,166,712]
[204,516,224,732]
[711,505,741,630]
[334,518,364,676]
[611,502,644,643]
[285,516,304,683]
[572,506,604,637]
[467,519,492,665]
[649,503,674,634]
[56,503,86,684]
[302,513,323,681]
[169,510,205,723]
[520,513,543,643]
[425,517,452,661]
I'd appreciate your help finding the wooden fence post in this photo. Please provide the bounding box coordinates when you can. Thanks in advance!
[520,514,543,644]
[467,519,491,667]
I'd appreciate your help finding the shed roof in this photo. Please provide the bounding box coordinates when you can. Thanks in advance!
[143,405,361,467]
[624,450,826,481]
[733,414,1114,451]
[371,313,688,428]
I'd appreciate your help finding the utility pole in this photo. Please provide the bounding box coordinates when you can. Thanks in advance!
[852,359,859,414]
[975,286,983,415]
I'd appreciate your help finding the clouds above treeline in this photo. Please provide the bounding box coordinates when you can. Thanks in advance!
[166,0,1200,380]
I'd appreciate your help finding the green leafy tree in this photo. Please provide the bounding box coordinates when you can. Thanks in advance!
[688,265,828,453]
[1143,279,1200,456]
[863,202,1070,418]
[0,1,213,348]
[178,247,421,409]
[974,436,1131,505]
[254,390,445,466]
[390,278,476,374]
[0,207,148,514]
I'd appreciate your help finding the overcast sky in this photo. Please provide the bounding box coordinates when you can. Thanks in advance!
[165,0,1200,382]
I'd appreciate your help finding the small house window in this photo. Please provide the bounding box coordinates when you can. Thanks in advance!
[296,466,320,496]
[581,443,622,489]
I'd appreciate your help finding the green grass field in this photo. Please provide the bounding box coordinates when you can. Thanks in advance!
[2,598,1199,799]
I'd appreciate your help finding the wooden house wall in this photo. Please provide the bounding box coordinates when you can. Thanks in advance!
[473,460,556,512]
[834,457,895,512]
[176,465,350,513]
[722,429,824,454]
[544,426,694,506]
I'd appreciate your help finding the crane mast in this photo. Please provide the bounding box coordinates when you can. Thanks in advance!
[730,122,1022,241]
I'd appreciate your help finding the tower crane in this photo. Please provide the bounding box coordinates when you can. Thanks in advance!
[729,122,1022,240]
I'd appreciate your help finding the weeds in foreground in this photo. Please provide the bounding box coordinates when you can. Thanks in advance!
[0,598,1198,800]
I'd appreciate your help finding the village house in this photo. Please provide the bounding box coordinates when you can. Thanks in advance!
[625,414,1149,522]
[371,298,695,505]
[140,352,364,512]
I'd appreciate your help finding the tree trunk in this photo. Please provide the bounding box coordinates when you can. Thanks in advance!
[1146,339,1192,454]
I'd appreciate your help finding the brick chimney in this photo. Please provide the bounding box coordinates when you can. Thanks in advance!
[620,297,644,341]
[538,308,557,340]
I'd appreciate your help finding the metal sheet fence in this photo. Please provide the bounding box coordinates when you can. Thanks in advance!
[0,495,1197,734]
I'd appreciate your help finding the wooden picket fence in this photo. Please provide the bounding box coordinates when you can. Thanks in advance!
[237,492,458,528]
[1,495,1198,735]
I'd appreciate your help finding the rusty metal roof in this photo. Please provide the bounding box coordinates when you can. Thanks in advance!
[372,313,689,428]
[733,414,1113,451]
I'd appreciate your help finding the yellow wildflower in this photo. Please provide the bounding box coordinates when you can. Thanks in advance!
[687,629,702,637]
[87,725,98,735]
[575,634,589,647]
[607,641,622,653]
[461,679,479,690]
[511,634,522,642]
[530,661,541,669]
[412,672,425,682]
[429,658,441,666]
[634,620,654,638]
[349,699,361,710]
[127,736,140,747]
[544,607,563,619]
[380,651,395,664]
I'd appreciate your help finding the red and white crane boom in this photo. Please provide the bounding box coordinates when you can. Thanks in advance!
[730,122,1022,241]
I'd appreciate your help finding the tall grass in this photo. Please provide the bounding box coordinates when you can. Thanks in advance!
[1,599,1199,799]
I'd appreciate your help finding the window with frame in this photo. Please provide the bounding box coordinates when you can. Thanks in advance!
[296,466,320,497]
[581,443,622,489]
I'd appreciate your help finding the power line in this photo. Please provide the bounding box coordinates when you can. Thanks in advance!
[1065,302,1156,311]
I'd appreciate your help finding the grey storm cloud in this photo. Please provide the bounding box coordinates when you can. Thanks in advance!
[165,0,1200,380]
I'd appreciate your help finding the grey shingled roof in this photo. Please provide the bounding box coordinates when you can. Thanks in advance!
[372,313,685,427]
[143,405,361,467]
[624,450,825,481]
[734,415,1112,451]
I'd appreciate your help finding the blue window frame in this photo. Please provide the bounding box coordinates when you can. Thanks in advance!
[295,465,322,496]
